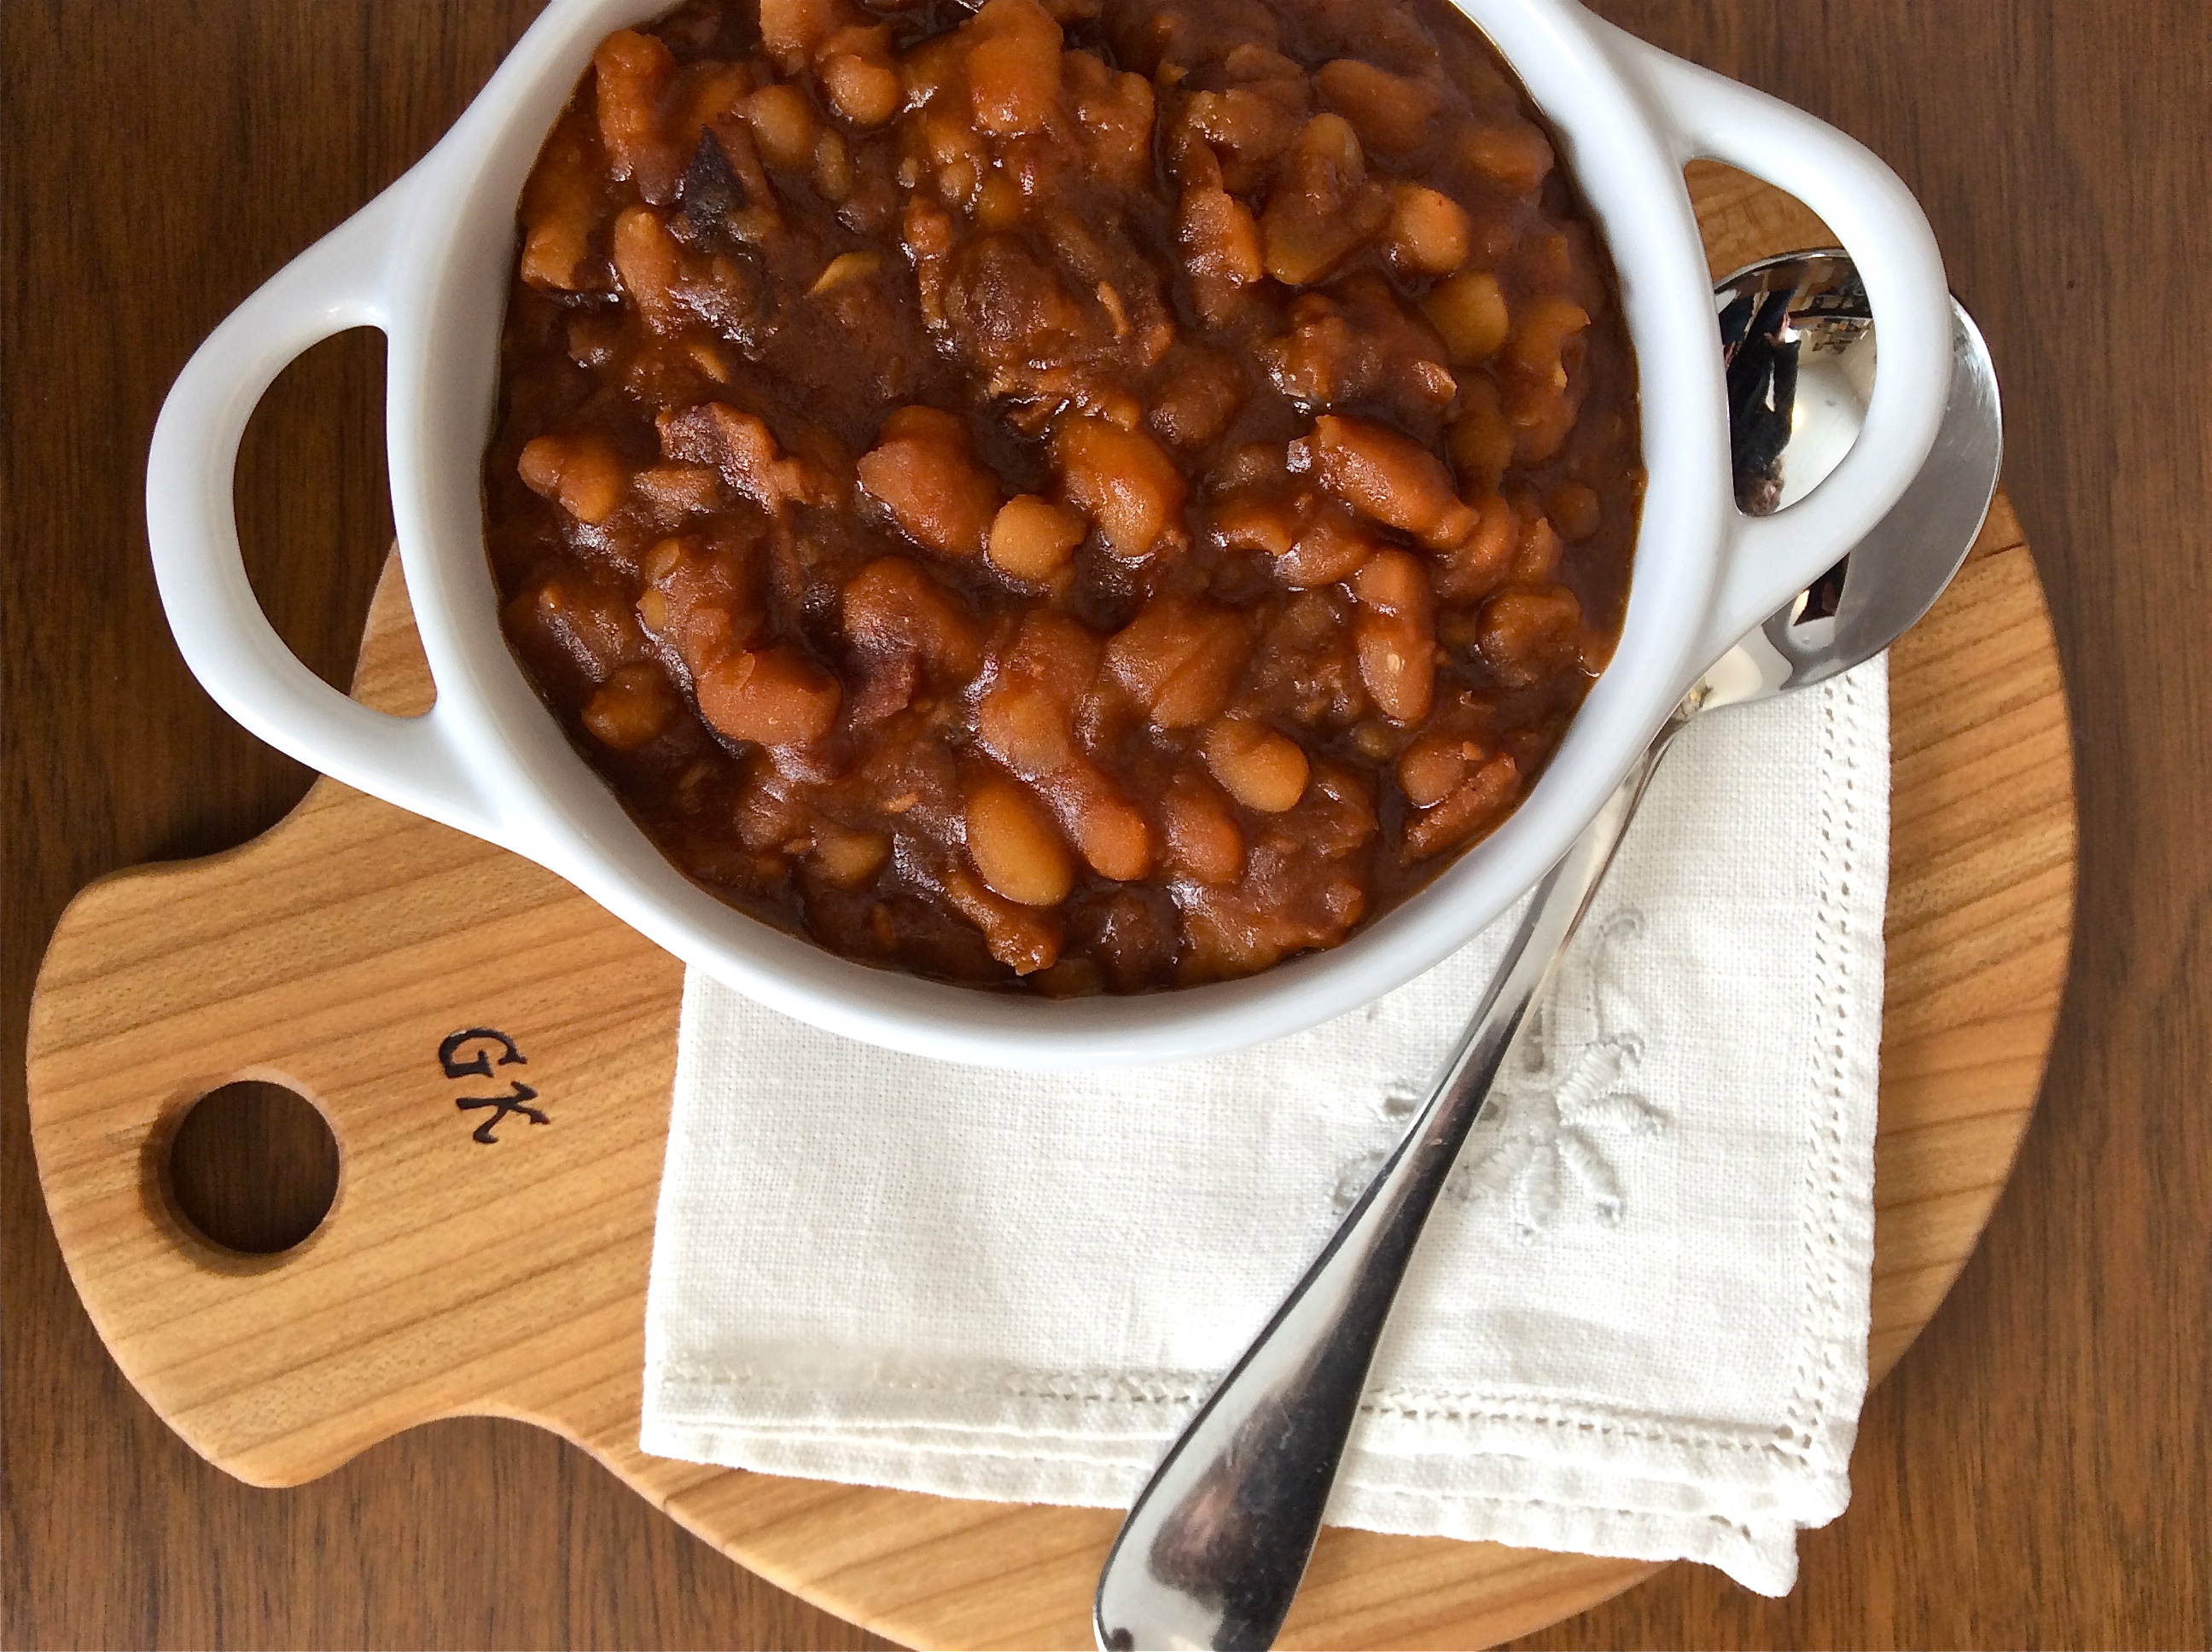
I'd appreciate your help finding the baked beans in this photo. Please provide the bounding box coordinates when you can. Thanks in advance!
[484,0,1641,992]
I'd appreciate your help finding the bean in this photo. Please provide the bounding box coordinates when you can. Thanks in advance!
[978,648,1147,883]
[1406,752,1520,858]
[1396,728,1485,807]
[1105,596,1250,730]
[695,643,841,747]
[565,308,620,365]
[1511,388,1578,465]
[1383,183,1471,276]
[1502,293,1591,387]
[1548,481,1602,543]
[518,433,626,525]
[594,30,676,189]
[1316,59,1438,155]
[810,822,892,888]
[519,122,602,292]
[940,859,1062,974]
[582,661,679,750]
[1446,375,1516,492]
[1511,514,1565,584]
[965,775,1075,905]
[1180,862,1367,981]
[1464,119,1554,191]
[1202,718,1312,812]
[824,51,901,126]
[977,675,1078,776]
[1274,509,1375,590]
[856,407,1002,556]
[1072,73,1150,196]
[1353,549,1436,723]
[914,98,986,172]
[1051,765,1155,880]
[658,401,830,514]
[881,404,960,443]
[1213,493,1300,558]
[1054,416,1188,561]
[688,340,733,382]
[527,576,649,681]
[965,0,1064,137]
[817,26,902,126]
[759,0,865,71]
[1173,86,1301,196]
[1027,604,1110,687]
[1476,585,1583,688]
[745,83,818,171]
[1177,185,1265,284]
[1260,278,1463,420]
[1148,348,1247,452]
[842,555,985,680]
[1350,720,1395,760]
[988,494,1086,580]
[670,62,754,149]
[492,0,1643,995]
[1300,414,1474,550]
[731,754,811,852]
[632,463,723,525]
[521,212,594,294]
[611,206,686,334]
[1434,491,1518,601]
[1162,771,1246,884]
[1423,270,1509,365]
[812,129,855,201]
[637,533,757,677]
[973,171,1025,230]
[806,249,881,295]
[1260,114,1389,287]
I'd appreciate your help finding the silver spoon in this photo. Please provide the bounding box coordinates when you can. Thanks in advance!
[1094,252,2003,1652]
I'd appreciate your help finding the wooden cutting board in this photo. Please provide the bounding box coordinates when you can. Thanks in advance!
[26,167,2075,1649]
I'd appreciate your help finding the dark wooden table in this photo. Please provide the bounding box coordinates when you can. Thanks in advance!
[5,3,2207,1645]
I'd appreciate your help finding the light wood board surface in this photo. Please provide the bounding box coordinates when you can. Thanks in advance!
[25,170,2074,1649]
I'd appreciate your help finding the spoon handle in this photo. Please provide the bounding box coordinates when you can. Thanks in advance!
[1094,726,1682,1652]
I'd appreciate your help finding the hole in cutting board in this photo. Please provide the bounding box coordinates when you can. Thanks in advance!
[166,1082,340,1254]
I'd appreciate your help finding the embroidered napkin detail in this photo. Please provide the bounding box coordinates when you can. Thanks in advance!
[643,660,1888,1596]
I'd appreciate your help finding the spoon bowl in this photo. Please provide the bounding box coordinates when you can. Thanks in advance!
[1711,250,2001,710]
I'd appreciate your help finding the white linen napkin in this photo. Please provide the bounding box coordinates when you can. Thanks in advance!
[641,658,1889,1597]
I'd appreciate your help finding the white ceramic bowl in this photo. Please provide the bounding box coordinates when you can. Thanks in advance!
[147,0,1949,1069]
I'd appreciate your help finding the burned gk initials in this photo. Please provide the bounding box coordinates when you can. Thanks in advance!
[437,1027,550,1144]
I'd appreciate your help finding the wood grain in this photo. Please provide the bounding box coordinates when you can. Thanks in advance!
[4,2,2206,1648]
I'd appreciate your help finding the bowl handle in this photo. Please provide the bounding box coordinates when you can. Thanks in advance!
[1593,22,1957,666]
[145,182,500,845]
